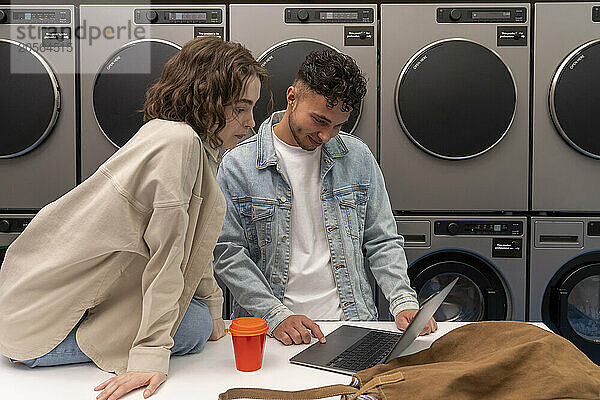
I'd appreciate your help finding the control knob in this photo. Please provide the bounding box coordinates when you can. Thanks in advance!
[449,9,462,21]
[0,10,6,23]
[0,219,9,233]
[146,10,159,23]
[359,32,367,40]
[447,222,459,235]
[297,9,309,22]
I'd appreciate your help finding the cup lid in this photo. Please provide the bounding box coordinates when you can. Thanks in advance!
[227,317,269,336]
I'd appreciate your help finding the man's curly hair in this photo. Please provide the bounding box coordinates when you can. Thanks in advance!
[294,50,367,112]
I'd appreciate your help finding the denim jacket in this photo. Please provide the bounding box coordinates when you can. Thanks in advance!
[213,111,419,335]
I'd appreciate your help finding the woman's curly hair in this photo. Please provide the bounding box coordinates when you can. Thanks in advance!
[294,49,367,112]
[143,36,270,148]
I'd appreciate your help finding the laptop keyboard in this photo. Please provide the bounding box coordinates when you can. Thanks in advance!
[326,330,402,371]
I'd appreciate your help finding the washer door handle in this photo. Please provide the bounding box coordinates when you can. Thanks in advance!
[485,289,503,320]
[556,288,570,330]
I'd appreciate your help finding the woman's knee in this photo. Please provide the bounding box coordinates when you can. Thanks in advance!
[8,317,91,368]
[172,299,213,356]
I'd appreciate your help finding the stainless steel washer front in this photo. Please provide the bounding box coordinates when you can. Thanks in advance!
[230,4,378,155]
[0,6,76,209]
[530,216,600,364]
[376,215,527,322]
[532,3,600,212]
[79,4,226,180]
[381,4,530,212]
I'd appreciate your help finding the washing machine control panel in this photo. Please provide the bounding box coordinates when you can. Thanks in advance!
[0,9,70,24]
[435,221,523,236]
[0,217,31,233]
[587,221,600,236]
[285,8,374,24]
[134,9,222,24]
[593,6,600,22]
[437,8,526,23]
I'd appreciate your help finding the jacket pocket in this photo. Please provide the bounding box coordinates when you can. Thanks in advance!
[239,197,276,248]
[334,186,369,239]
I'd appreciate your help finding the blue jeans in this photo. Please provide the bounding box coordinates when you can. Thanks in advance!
[11,298,213,368]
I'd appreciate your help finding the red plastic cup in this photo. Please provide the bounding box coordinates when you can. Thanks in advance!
[225,317,269,372]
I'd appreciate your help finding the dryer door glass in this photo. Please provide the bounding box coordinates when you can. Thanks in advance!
[567,276,600,343]
[93,40,181,148]
[254,39,362,135]
[418,272,484,322]
[409,251,508,321]
[0,40,60,158]
[550,40,600,159]
[395,39,516,159]
[544,258,600,364]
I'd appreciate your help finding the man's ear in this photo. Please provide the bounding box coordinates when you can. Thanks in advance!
[287,85,296,105]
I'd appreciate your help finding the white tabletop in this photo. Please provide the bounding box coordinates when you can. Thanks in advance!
[1,321,549,399]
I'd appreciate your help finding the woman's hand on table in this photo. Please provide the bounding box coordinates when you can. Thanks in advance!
[94,371,166,400]
[209,317,226,341]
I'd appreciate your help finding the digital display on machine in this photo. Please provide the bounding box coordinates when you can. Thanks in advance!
[169,12,207,21]
[435,221,522,235]
[464,223,507,233]
[13,11,55,20]
[320,11,359,20]
[472,11,511,20]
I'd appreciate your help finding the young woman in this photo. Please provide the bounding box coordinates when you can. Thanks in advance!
[0,36,269,400]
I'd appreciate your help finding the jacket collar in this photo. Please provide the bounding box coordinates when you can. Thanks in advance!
[256,111,349,170]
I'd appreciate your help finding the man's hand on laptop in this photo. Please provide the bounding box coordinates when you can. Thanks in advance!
[395,309,438,335]
[273,315,327,345]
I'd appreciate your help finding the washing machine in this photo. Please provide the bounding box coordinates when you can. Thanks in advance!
[0,5,76,209]
[377,216,527,322]
[79,4,226,180]
[530,216,600,364]
[380,4,530,212]
[532,3,600,212]
[0,214,34,267]
[230,4,378,155]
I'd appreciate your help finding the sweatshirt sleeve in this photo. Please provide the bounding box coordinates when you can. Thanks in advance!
[100,121,201,374]
[193,260,224,320]
[126,205,189,374]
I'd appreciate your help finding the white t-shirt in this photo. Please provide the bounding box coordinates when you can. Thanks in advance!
[272,130,344,320]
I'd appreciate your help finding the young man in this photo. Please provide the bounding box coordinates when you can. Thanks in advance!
[214,50,437,345]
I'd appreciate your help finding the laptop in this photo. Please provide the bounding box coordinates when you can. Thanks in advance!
[289,277,458,375]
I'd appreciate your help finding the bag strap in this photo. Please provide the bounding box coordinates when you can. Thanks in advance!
[218,370,405,400]
[218,384,357,400]
[346,370,405,400]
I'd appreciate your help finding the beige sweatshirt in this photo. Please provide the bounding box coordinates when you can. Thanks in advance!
[0,119,226,375]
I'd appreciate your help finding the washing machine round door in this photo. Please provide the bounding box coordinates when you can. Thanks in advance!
[409,251,508,321]
[0,39,60,158]
[543,253,600,364]
[550,39,600,159]
[395,39,516,160]
[254,39,362,135]
[93,39,181,148]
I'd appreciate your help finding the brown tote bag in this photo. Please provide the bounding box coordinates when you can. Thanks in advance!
[219,321,600,400]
